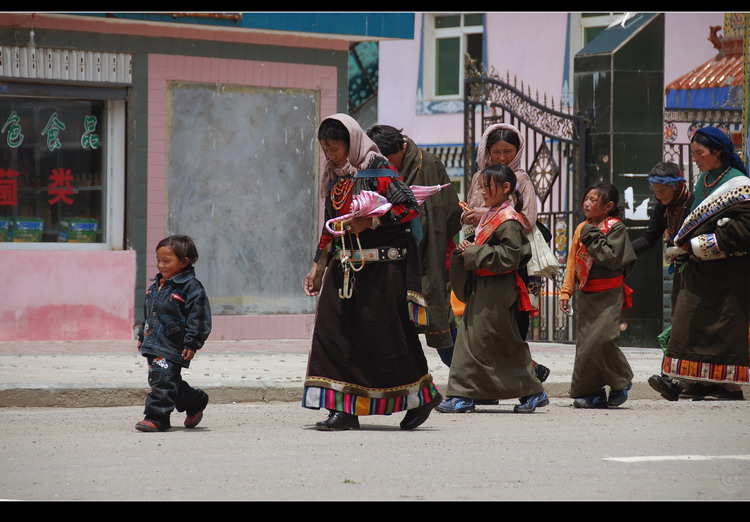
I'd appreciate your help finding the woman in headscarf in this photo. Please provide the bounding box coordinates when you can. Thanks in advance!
[462,123,550,383]
[462,124,537,234]
[650,126,750,401]
[302,113,442,431]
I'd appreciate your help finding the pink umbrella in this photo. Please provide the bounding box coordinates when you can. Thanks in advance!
[325,191,392,236]
[410,183,451,205]
[324,184,451,236]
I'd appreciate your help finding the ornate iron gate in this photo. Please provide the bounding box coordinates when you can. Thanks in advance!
[463,71,588,342]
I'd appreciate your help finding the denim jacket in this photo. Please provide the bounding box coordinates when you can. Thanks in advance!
[138,267,212,368]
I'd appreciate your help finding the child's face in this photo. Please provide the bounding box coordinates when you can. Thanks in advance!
[156,246,189,281]
[481,179,511,208]
[582,190,614,223]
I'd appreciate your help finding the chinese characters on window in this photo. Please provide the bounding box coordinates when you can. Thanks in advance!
[0,99,106,242]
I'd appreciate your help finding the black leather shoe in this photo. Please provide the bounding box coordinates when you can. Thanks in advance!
[535,363,551,383]
[648,374,680,401]
[400,392,442,430]
[315,411,360,431]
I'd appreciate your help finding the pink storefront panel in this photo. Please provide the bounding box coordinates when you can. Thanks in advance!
[1,250,136,341]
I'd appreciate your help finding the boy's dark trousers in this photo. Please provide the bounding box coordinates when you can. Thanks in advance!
[144,356,208,430]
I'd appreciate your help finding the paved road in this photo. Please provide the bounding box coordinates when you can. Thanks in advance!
[1,338,747,501]
[1,400,748,501]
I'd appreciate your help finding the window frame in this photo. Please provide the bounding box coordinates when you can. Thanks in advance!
[0,88,125,251]
[423,12,484,102]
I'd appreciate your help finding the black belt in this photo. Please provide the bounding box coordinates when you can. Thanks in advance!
[335,246,407,263]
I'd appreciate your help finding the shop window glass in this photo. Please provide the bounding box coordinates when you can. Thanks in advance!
[0,98,106,243]
[425,13,484,100]
[436,37,460,96]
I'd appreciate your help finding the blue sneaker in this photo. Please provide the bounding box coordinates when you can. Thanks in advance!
[608,382,632,407]
[514,391,549,413]
[436,396,475,413]
[573,389,608,409]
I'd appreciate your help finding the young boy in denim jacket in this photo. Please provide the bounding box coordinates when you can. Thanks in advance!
[136,235,211,432]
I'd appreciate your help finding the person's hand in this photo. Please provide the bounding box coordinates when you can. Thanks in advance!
[137,341,142,353]
[664,245,688,263]
[456,239,473,254]
[182,348,196,362]
[559,298,572,315]
[304,262,324,296]
[461,208,483,226]
[341,216,373,235]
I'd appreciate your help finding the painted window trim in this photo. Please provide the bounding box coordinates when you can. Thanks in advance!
[417,13,485,115]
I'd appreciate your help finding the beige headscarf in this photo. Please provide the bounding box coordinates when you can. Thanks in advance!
[319,113,384,195]
[464,123,537,232]
[476,123,526,173]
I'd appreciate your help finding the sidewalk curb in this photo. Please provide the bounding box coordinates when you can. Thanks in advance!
[0,382,664,408]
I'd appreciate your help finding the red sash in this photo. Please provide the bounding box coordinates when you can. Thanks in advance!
[580,275,634,309]
[475,269,534,312]
[473,204,533,312]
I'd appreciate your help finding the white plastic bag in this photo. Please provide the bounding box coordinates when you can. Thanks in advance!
[526,226,560,278]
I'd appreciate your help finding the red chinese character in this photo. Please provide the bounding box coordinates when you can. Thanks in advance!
[0,169,20,206]
[48,168,74,205]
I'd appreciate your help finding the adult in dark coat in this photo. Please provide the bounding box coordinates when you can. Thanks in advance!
[649,127,750,401]
[367,125,462,366]
[302,114,442,431]
[632,162,693,312]
[633,162,696,401]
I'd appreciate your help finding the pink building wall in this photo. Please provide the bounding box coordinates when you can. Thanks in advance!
[664,12,725,88]
[0,251,136,341]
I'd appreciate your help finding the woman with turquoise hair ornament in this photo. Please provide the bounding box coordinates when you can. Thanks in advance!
[649,126,750,402]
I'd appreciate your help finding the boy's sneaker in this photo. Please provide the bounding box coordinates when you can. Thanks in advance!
[185,394,209,428]
[436,396,475,413]
[135,419,168,432]
[184,410,204,429]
